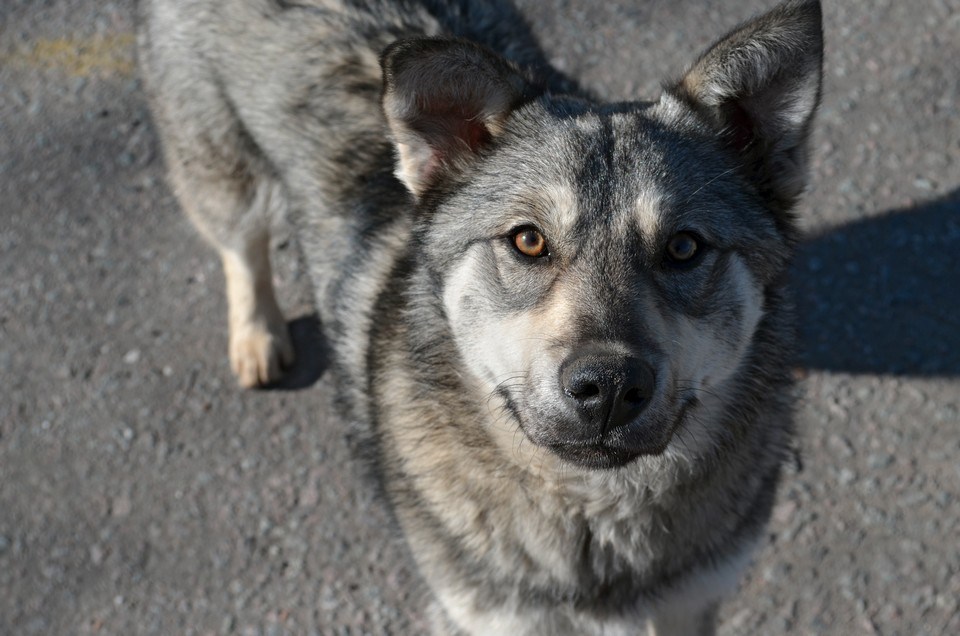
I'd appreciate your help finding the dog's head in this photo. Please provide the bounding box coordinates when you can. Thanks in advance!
[381,1,822,469]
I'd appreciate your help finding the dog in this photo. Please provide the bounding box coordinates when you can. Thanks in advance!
[138,0,822,633]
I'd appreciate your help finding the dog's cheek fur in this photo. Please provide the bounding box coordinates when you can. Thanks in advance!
[441,246,576,431]
[660,253,766,456]
[668,255,764,386]
[442,246,532,391]
[433,168,587,437]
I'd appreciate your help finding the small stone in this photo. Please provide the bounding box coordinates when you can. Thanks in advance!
[935,593,957,612]
[319,588,338,612]
[860,616,879,635]
[827,434,855,458]
[838,468,857,486]
[727,607,752,630]
[123,349,141,364]
[770,616,791,632]
[866,453,893,470]
[933,490,951,510]
[763,563,791,583]
[112,494,132,518]
[772,500,797,524]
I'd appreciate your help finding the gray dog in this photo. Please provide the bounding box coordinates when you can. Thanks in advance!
[139,0,822,633]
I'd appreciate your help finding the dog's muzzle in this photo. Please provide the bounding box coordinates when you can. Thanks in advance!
[548,346,675,469]
[560,349,654,434]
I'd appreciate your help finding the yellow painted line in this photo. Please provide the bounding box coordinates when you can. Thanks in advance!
[1,34,136,77]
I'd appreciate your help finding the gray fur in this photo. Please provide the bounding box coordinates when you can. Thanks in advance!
[139,0,823,633]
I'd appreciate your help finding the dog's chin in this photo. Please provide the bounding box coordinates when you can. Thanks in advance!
[546,443,649,470]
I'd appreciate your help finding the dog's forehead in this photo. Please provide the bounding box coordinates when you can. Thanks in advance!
[503,106,705,240]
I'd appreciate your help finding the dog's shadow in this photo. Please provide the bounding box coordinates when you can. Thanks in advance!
[795,189,960,376]
[266,314,330,391]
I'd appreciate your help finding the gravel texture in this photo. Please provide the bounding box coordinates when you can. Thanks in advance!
[1,0,958,634]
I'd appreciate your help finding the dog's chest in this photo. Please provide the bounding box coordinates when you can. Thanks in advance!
[516,476,669,589]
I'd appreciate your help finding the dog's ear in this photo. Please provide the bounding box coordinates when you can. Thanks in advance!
[670,0,823,212]
[381,38,537,199]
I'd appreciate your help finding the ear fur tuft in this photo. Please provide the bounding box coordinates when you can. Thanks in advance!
[672,0,824,211]
[381,38,538,199]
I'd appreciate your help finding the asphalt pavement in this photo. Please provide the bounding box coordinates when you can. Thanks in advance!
[1,0,958,634]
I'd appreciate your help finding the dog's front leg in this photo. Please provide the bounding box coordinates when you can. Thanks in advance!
[220,226,293,388]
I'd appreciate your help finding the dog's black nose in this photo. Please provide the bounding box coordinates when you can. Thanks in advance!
[560,351,655,434]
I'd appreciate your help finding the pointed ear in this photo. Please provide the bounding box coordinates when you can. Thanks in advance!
[671,0,823,211]
[380,38,538,199]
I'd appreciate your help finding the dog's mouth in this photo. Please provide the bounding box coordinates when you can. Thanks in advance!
[500,369,699,470]
[540,398,694,470]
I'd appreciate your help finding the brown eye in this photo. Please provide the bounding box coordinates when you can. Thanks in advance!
[666,232,700,264]
[513,228,548,258]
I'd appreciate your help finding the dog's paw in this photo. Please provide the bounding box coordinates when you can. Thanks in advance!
[229,320,295,388]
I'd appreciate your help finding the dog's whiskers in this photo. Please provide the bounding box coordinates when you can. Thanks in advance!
[682,166,739,204]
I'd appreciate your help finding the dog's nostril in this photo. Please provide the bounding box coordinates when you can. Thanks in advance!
[623,387,645,406]
[569,382,601,400]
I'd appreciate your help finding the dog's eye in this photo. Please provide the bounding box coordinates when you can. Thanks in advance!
[665,232,701,265]
[512,227,548,258]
